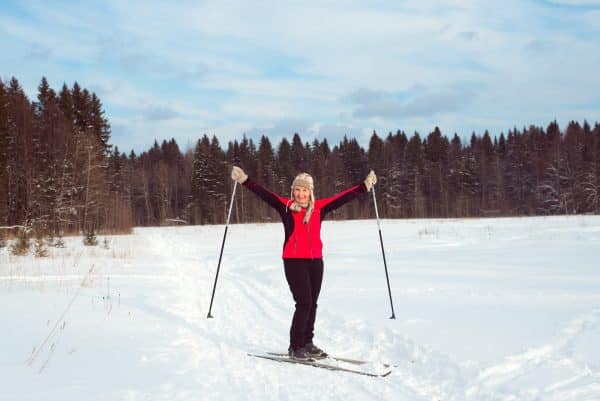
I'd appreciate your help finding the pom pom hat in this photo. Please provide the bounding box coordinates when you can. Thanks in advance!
[288,172,315,224]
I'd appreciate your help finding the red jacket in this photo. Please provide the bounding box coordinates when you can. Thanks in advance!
[243,178,367,259]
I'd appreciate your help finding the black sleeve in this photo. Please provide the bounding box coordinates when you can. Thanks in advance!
[321,183,368,218]
[242,177,287,213]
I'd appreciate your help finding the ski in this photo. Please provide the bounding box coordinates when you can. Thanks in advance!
[248,353,392,378]
[266,352,396,368]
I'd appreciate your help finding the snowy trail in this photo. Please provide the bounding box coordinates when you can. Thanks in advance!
[132,226,467,401]
[1,216,600,400]
[467,308,600,401]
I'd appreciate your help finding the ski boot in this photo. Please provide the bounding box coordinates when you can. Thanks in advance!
[304,342,328,359]
[288,346,312,361]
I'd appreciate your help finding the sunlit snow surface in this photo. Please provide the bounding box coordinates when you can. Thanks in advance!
[2,216,599,400]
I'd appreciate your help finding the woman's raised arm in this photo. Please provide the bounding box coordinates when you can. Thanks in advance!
[231,166,286,212]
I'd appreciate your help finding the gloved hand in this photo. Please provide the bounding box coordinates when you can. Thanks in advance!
[364,170,377,191]
[231,166,248,184]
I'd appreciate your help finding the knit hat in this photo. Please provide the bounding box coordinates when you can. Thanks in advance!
[291,173,314,192]
[288,172,315,224]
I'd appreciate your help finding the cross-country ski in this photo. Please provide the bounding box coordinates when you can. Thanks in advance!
[265,352,401,368]
[248,353,393,378]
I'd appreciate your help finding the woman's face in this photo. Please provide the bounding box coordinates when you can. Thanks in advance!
[293,186,310,204]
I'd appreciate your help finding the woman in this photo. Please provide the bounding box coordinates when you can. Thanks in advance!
[231,166,377,360]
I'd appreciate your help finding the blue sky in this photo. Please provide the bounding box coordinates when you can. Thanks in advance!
[1,0,599,153]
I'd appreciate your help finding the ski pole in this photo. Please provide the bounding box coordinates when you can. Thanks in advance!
[371,185,396,319]
[207,181,238,319]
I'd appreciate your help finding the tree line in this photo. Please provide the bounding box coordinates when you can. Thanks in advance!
[1,76,599,241]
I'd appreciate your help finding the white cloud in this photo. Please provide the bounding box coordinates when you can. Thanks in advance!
[315,123,367,144]
[343,86,478,120]
[546,0,600,5]
[2,0,599,154]
[140,105,179,121]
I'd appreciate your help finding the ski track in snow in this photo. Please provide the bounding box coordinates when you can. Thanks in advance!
[1,216,599,401]
[466,307,600,401]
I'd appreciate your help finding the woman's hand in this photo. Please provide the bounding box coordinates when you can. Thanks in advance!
[364,170,377,191]
[231,166,248,184]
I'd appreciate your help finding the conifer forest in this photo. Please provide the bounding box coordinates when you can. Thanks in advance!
[1,77,599,239]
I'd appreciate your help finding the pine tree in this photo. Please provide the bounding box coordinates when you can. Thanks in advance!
[257,136,275,187]
[6,78,32,228]
[256,136,277,221]
[324,146,346,219]
[69,82,112,231]
[423,127,449,217]
[189,136,211,224]
[55,83,77,234]
[479,130,497,213]
[0,79,9,226]
[159,138,188,223]
[207,135,227,223]
[89,93,111,154]
[583,123,600,213]
[504,129,536,214]
[339,136,367,185]
[275,138,294,195]
[380,131,407,217]
[446,134,462,216]
[367,131,385,172]
[338,136,368,218]
[128,150,147,225]
[291,133,308,172]
[404,133,425,217]
[459,150,480,216]
[367,131,385,215]
[536,157,574,215]
[310,138,330,199]
[561,121,584,213]
[107,146,133,231]
[77,130,109,234]
[31,77,60,235]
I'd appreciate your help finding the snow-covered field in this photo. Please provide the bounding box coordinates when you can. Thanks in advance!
[1,216,600,401]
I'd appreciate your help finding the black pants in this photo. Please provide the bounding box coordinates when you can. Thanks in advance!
[283,258,324,350]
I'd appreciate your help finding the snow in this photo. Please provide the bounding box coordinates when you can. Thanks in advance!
[1,215,600,401]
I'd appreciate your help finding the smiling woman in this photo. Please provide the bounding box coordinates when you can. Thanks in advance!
[230,165,376,360]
